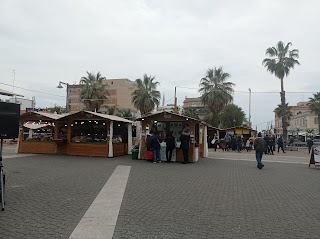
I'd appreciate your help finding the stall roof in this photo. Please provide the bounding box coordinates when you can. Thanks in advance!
[220,126,256,132]
[23,123,51,130]
[0,88,24,97]
[136,110,208,124]
[20,111,68,120]
[58,110,133,123]
[86,111,133,123]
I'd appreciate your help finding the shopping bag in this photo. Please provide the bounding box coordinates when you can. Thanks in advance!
[146,150,153,161]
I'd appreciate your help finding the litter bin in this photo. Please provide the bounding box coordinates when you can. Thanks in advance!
[132,149,139,160]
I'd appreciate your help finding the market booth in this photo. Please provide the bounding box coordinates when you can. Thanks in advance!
[19,111,133,157]
[136,111,208,162]
[219,126,256,139]
[218,126,256,149]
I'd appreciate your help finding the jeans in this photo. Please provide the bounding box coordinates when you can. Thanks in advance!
[278,145,285,153]
[182,148,189,162]
[153,149,161,162]
[166,147,173,162]
[255,151,263,166]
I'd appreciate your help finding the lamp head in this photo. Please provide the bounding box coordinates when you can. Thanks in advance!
[57,82,63,88]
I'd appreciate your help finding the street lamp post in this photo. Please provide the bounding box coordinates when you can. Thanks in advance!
[57,81,69,112]
[248,88,251,128]
[174,86,177,113]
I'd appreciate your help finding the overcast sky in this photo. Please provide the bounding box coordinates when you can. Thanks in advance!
[1,0,319,131]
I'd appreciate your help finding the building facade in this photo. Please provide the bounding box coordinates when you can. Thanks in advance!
[182,97,208,119]
[275,101,319,136]
[67,78,137,113]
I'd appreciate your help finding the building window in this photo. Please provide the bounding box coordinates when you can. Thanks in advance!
[315,117,319,125]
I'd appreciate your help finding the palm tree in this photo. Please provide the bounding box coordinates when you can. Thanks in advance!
[306,128,315,137]
[274,103,293,122]
[106,105,118,115]
[117,109,134,120]
[262,41,300,140]
[183,108,200,119]
[80,71,109,112]
[199,67,235,127]
[308,92,320,134]
[131,74,161,115]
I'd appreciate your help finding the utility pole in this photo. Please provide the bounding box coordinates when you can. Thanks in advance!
[12,70,15,92]
[248,88,251,128]
[174,86,177,113]
[12,70,17,103]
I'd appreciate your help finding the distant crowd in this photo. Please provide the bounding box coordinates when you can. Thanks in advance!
[211,133,286,154]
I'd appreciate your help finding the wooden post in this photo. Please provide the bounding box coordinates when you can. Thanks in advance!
[108,121,113,157]
[204,125,208,157]
[127,123,132,155]
[67,119,71,143]
[54,121,59,140]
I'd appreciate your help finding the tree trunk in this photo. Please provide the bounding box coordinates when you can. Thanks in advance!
[280,78,287,141]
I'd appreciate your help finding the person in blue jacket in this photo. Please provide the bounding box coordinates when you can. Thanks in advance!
[151,131,162,163]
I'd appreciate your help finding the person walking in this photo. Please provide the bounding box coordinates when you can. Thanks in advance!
[165,131,175,162]
[254,132,267,169]
[224,134,231,151]
[307,137,314,154]
[211,134,219,152]
[271,135,276,152]
[277,136,286,153]
[151,131,162,163]
[180,128,190,164]
[236,135,242,152]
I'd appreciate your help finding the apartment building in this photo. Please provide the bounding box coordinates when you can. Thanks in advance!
[182,97,208,119]
[67,78,137,112]
[274,101,319,136]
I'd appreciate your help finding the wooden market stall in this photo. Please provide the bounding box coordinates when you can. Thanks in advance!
[19,111,65,154]
[136,111,208,162]
[219,126,255,139]
[19,111,133,157]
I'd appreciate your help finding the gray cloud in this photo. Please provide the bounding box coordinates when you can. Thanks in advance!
[1,0,319,131]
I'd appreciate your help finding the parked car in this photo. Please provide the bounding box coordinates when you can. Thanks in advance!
[313,139,320,146]
[288,139,307,147]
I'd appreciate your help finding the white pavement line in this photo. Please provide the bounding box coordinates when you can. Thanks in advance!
[4,154,38,159]
[208,156,309,165]
[68,165,131,239]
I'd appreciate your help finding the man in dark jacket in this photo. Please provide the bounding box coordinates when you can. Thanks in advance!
[179,128,190,164]
[277,136,286,153]
[254,132,267,169]
[307,138,314,154]
[166,131,175,162]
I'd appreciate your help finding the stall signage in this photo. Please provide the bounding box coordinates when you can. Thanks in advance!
[309,145,320,167]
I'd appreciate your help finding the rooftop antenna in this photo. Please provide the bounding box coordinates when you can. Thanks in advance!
[12,70,15,92]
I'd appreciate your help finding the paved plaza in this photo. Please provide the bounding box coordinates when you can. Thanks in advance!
[0,146,320,238]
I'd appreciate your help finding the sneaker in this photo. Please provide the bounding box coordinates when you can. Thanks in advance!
[158,161,161,163]
[153,162,157,164]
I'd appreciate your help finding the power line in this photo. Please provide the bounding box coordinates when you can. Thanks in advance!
[0,82,65,98]
[175,86,318,94]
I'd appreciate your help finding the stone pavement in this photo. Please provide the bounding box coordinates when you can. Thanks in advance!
[0,151,320,238]
[0,154,119,239]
